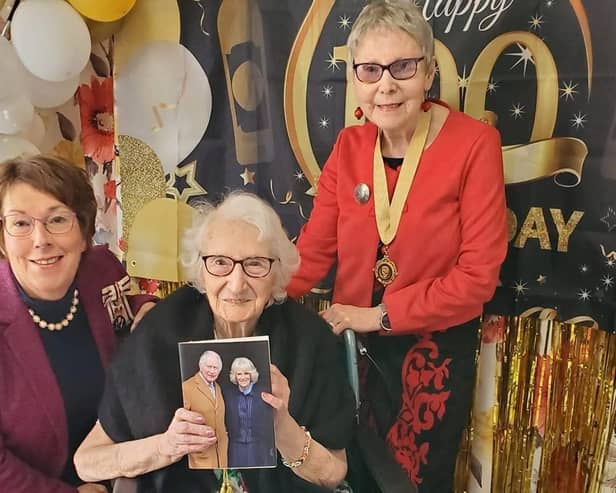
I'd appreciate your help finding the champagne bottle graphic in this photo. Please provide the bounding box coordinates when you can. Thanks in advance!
[218,0,274,165]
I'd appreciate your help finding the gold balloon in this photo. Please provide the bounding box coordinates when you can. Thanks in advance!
[85,17,125,43]
[113,0,180,74]
[67,0,136,23]
[126,198,196,282]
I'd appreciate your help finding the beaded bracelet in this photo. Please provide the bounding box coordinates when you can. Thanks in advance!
[282,426,312,468]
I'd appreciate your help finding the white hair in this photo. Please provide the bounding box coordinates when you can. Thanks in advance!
[229,357,259,385]
[347,0,434,66]
[198,350,222,369]
[180,191,300,304]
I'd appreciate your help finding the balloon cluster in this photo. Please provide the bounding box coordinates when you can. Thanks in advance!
[0,0,135,161]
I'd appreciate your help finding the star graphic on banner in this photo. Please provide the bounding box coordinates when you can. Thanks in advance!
[458,65,469,94]
[322,85,334,98]
[577,288,591,301]
[529,14,544,30]
[240,168,255,185]
[510,103,525,119]
[600,207,616,231]
[513,280,528,295]
[607,258,616,268]
[319,116,330,128]
[487,79,499,94]
[546,0,554,6]
[326,52,342,71]
[570,112,587,129]
[536,274,547,285]
[294,170,304,181]
[506,43,535,77]
[602,275,614,288]
[338,15,352,30]
[166,160,207,202]
[560,81,578,101]
[579,264,589,273]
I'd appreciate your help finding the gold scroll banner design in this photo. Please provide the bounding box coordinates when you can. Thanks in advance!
[285,16,590,191]
[482,314,616,493]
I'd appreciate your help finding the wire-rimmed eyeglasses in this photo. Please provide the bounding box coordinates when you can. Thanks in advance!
[1,211,77,237]
[353,57,425,83]
[202,255,277,278]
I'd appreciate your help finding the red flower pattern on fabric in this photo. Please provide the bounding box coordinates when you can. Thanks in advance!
[386,336,452,485]
[78,76,115,164]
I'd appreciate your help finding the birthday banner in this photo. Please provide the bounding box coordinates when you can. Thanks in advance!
[113,0,616,329]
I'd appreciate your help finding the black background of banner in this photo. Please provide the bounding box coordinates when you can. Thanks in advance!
[173,0,616,328]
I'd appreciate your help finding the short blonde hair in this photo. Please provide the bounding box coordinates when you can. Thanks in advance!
[180,191,300,304]
[347,0,434,66]
[229,357,259,385]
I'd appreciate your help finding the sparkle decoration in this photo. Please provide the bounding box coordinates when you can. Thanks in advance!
[529,14,544,30]
[570,112,588,129]
[510,103,526,119]
[458,65,470,95]
[601,275,614,288]
[166,160,207,202]
[577,288,591,300]
[240,168,256,185]
[475,315,616,493]
[321,85,334,98]
[600,207,616,231]
[559,81,579,101]
[513,280,529,295]
[506,43,536,77]
[487,79,499,94]
[293,170,304,181]
[580,264,590,273]
[337,14,351,30]
[325,51,341,71]
[537,274,548,285]
[318,116,330,128]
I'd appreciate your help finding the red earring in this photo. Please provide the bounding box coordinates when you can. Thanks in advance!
[421,99,432,112]
[354,106,364,120]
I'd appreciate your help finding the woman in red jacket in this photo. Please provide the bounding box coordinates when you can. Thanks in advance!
[287,1,507,491]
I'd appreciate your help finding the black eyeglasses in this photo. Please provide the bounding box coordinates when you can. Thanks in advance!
[1,211,76,237]
[202,255,277,278]
[353,57,425,83]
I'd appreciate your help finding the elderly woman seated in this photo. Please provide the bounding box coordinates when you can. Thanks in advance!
[74,192,355,492]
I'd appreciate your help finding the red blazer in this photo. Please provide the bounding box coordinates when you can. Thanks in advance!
[0,245,155,493]
[287,109,507,334]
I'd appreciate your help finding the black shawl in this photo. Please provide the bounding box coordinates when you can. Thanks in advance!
[99,286,355,493]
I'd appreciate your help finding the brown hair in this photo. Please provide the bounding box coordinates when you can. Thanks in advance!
[0,155,97,248]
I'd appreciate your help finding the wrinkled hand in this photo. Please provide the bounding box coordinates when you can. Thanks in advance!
[157,408,217,461]
[261,365,291,425]
[77,483,108,493]
[131,302,156,331]
[320,304,382,335]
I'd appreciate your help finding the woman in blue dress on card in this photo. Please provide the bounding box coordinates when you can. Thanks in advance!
[224,357,276,468]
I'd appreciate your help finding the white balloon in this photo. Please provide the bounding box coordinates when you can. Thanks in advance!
[116,41,212,175]
[0,37,26,100]
[24,72,80,109]
[17,113,46,148]
[0,135,40,162]
[0,94,34,135]
[11,0,91,82]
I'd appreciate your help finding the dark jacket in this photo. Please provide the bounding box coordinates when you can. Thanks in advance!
[0,245,155,493]
[99,285,356,493]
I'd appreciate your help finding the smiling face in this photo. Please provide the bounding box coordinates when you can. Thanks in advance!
[352,28,435,137]
[201,218,275,336]
[2,183,86,300]
[235,370,252,390]
[199,355,222,384]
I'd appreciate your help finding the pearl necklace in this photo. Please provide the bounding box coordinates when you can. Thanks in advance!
[28,289,80,331]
